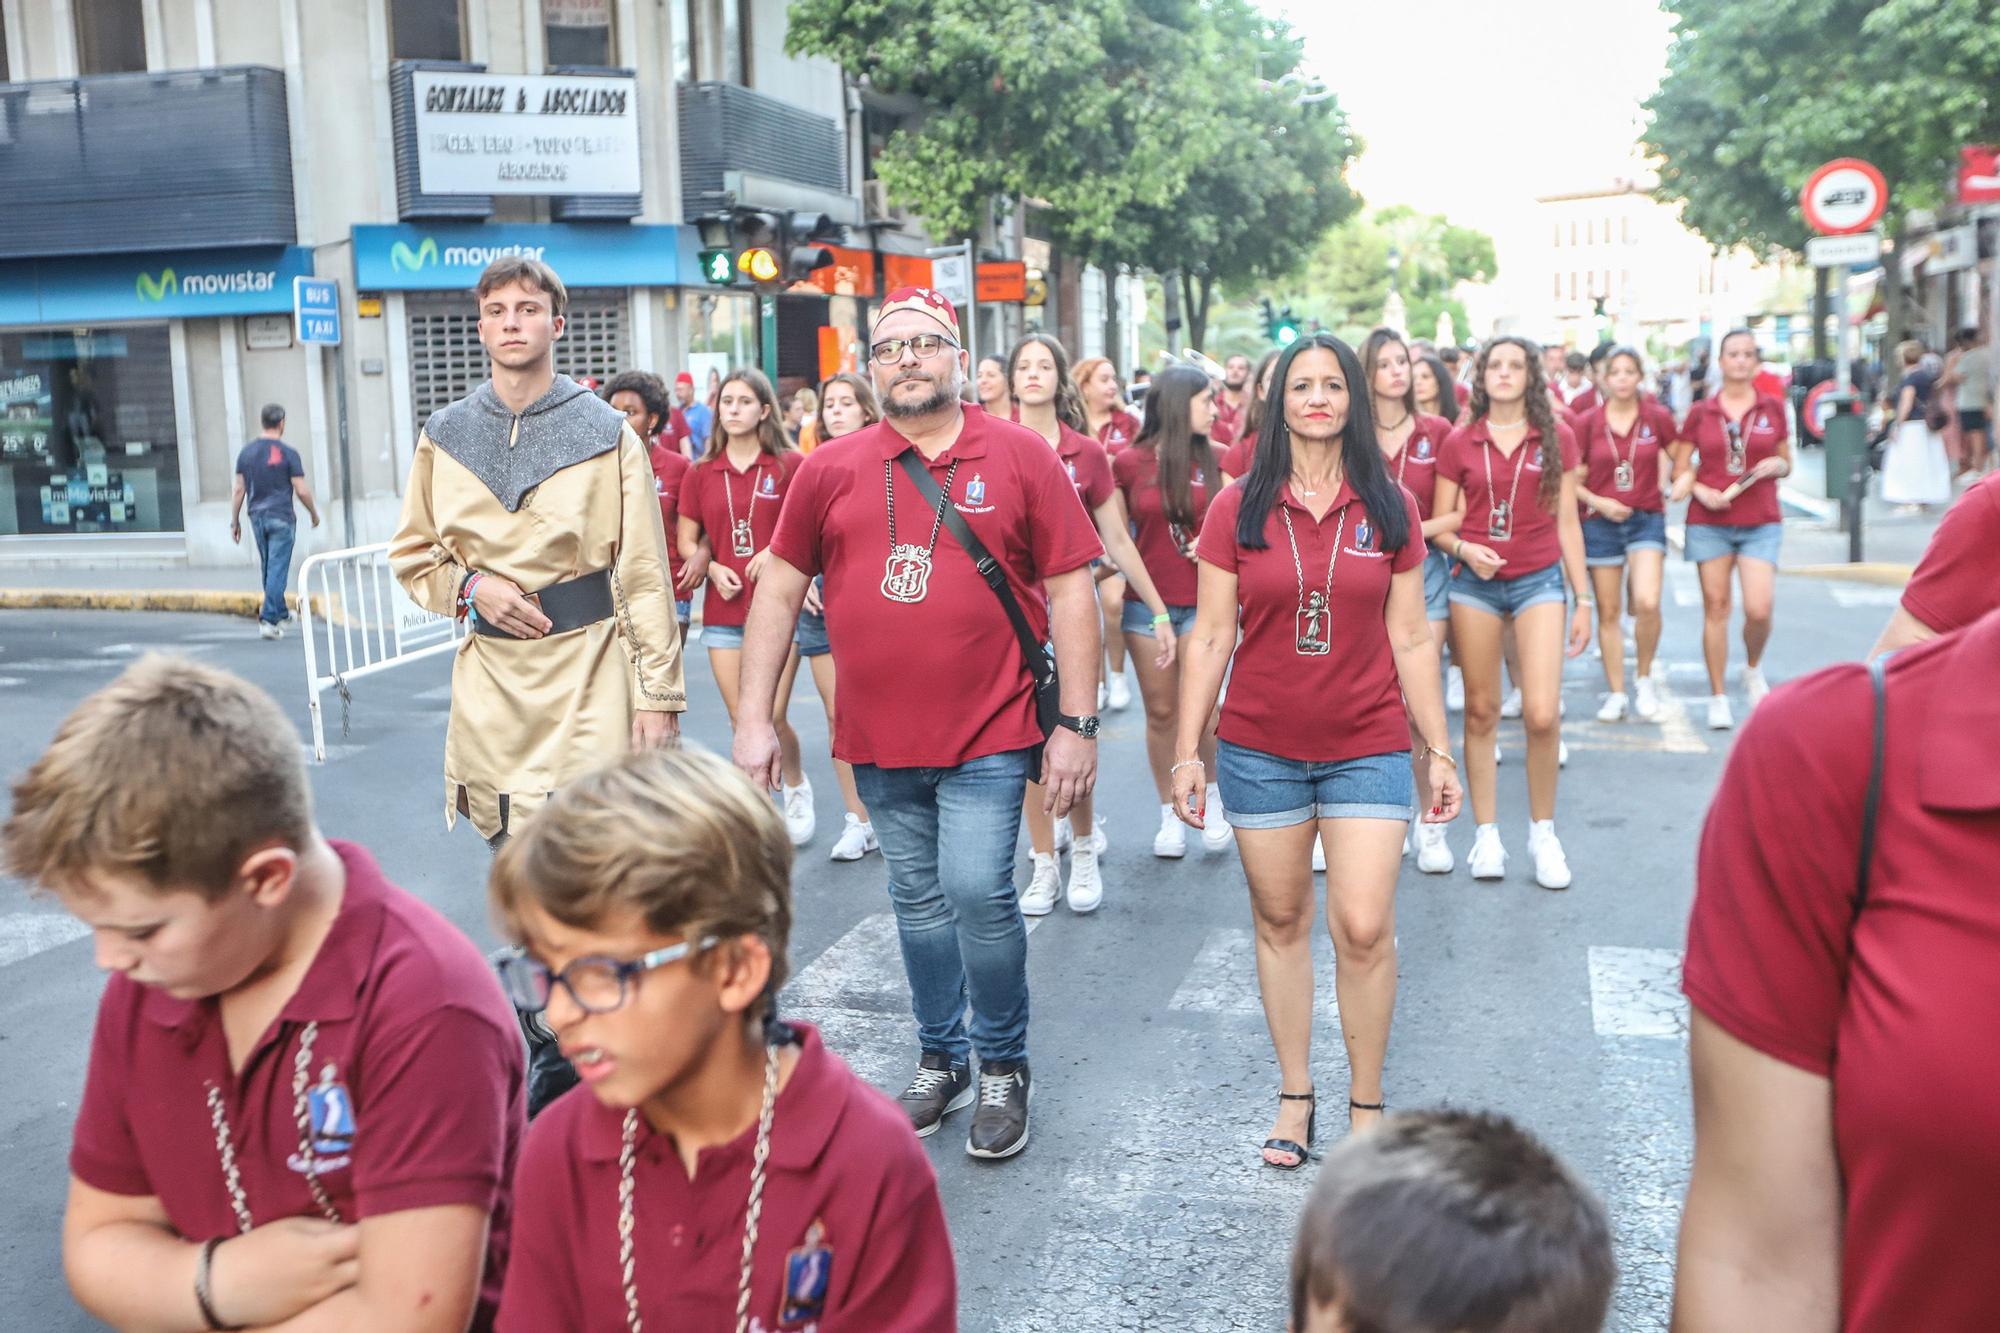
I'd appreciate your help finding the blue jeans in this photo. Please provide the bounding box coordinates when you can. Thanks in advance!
[852,748,1033,1064]
[250,514,295,625]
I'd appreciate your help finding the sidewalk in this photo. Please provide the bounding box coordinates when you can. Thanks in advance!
[0,562,273,616]
[1772,449,1949,585]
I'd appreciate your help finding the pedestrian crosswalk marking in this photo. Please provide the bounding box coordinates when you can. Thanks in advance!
[1830,584,1901,608]
[0,913,91,969]
[1169,927,1338,1018]
[1587,945,1687,1039]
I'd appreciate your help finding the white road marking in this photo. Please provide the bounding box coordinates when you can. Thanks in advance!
[1588,945,1687,1039]
[1650,673,1711,756]
[0,676,25,688]
[0,913,91,968]
[1830,584,1902,608]
[1666,560,1702,608]
[1169,927,1337,1018]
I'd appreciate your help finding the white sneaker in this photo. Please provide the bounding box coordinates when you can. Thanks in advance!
[1707,695,1734,731]
[1153,804,1187,858]
[1066,847,1103,913]
[1501,687,1524,719]
[829,814,876,862]
[782,778,816,846]
[1559,738,1569,768]
[1056,815,1106,856]
[1054,817,1071,853]
[1312,836,1327,873]
[1415,822,1455,874]
[258,621,282,640]
[1528,820,1572,890]
[1743,665,1770,708]
[1021,853,1060,916]
[1446,665,1465,712]
[1495,741,1504,767]
[1468,824,1507,880]
[1106,674,1132,711]
[1596,691,1629,722]
[1097,680,1109,711]
[1634,677,1660,721]
[1403,832,1411,857]
[1201,784,1234,850]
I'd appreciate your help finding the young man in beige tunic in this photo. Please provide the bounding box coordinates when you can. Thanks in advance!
[392,256,685,848]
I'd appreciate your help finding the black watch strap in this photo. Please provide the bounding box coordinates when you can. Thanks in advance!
[1058,713,1100,737]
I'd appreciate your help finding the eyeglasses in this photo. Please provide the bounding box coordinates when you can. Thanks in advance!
[870,334,959,365]
[494,936,719,1015]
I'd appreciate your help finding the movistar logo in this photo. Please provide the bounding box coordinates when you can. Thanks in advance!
[391,238,439,272]
[136,270,178,301]
[134,267,276,300]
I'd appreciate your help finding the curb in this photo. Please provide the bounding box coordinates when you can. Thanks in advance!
[0,589,295,617]
[1779,562,1914,588]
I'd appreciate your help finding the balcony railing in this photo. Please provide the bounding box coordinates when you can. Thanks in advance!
[0,66,294,259]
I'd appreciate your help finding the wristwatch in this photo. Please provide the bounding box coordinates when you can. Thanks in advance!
[1057,713,1101,738]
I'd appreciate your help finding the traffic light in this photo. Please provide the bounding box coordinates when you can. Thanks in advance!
[1260,298,1278,340]
[732,212,781,285]
[781,212,845,284]
[697,248,735,285]
[1274,306,1302,346]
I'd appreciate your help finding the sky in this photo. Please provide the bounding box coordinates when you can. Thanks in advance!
[1269,0,1678,312]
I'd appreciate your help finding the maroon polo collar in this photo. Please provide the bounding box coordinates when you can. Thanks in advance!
[875,404,989,463]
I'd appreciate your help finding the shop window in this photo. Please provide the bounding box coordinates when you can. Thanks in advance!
[393,0,465,61]
[405,290,628,439]
[719,0,745,84]
[544,0,614,68]
[688,292,758,370]
[0,326,182,536]
[77,0,147,75]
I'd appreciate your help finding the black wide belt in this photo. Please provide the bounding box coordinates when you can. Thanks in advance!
[473,568,615,639]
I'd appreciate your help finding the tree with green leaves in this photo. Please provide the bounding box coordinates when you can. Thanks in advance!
[1254,208,1497,345]
[1643,0,2000,341]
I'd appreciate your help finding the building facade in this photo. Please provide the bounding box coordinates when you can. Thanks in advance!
[0,0,1026,569]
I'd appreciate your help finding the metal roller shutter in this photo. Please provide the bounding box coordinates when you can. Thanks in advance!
[405,289,629,437]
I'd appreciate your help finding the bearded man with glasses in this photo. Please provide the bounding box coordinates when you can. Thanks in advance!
[730,289,1105,1161]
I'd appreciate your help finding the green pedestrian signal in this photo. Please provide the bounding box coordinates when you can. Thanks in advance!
[698,249,736,285]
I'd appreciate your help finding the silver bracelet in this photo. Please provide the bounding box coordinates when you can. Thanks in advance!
[1169,759,1205,775]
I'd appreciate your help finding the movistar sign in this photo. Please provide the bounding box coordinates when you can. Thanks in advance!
[0,246,311,324]
[353,223,680,291]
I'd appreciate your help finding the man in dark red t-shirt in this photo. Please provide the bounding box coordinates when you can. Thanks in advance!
[1,658,523,1333]
[1211,352,1253,447]
[731,288,1104,1163]
[1871,469,2000,656]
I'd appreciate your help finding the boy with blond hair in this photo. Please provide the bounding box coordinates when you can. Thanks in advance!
[490,747,954,1330]
[1289,1109,1613,1333]
[3,656,523,1332]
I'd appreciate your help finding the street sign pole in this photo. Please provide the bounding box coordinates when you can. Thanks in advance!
[926,242,977,369]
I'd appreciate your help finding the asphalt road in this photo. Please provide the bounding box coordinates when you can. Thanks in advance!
[0,563,1895,1330]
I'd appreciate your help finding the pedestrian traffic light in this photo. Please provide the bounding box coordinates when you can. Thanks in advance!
[1274,307,1302,346]
[1260,298,1279,340]
[697,249,735,285]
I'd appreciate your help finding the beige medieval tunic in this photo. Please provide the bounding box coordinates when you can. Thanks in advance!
[390,420,685,839]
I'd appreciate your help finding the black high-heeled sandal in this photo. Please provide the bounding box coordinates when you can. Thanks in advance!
[1349,1097,1386,1123]
[1262,1090,1317,1170]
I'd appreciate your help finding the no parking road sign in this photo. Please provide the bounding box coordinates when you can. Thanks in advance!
[294,277,342,346]
[1802,159,1887,236]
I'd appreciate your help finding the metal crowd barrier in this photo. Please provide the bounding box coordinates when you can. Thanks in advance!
[298,542,463,762]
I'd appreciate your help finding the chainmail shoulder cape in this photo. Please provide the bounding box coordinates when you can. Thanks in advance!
[423,375,627,512]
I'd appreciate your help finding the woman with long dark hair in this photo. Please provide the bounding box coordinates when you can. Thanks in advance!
[1431,336,1591,890]
[1363,328,1463,875]
[1117,363,1230,859]
[677,368,814,844]
[605,370,706,636]
[1669,327,1792,731]
[1220,348,1283,482]
[1171,334,1458,1159]
[1008,334,1179,914]
[975,354,1010,415]
[1076,355,1144,711]
[1412,352,1460,424]
[1574,346,1677,723]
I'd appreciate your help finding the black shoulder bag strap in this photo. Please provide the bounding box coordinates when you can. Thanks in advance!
[896,451,1061,738]
[1853,655,1889,925]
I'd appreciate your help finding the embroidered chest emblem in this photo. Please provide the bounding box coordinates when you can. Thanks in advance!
[965,474,987,506]
[307,1063,356,1155]
[781,1218,834,1325]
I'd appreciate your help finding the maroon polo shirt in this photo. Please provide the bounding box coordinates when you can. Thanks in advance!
[1574,399,1678,514]
[1436,418,1581,579]
[1386,412,1454,525]
[1053,423,1115,513]
[1198,481,1425,763]
[70,841,524,1329]
[1096,409,1141,454]
[767,405,1102,768]
[680,448,805,629]
[1684,611,2000,1331]
[1211,392,1245,447]
[1901,471,2000,634]
[1555,382,1600,416]
[1681,393,1789,527]
[497,1023,954,1332]
[1114,441,1217,607]
[1220,434,1257,481]
[648,441,692,593]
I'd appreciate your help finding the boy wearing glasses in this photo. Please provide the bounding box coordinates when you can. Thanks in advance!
[2,657,523,1331]
[490,747,953,1330]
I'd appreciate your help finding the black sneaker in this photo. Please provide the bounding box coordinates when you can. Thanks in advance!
[966,1059,1032,1159]
[899,1051,973,1138]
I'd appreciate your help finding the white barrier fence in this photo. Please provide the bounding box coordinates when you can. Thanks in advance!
[298,543,463,761]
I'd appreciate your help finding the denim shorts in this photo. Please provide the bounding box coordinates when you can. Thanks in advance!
[1422,547,1452,621]
[1449,559,1568,618]
[675,598,692,627]
[1582,509,1668,566]
[1216,740,1416,828]
[1684,521,1783,566]
[796,606,831,658]
[1121,601,1198,636]
[701,623,745,650]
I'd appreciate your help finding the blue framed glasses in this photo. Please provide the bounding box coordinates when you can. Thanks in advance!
[495,936,719,1014]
